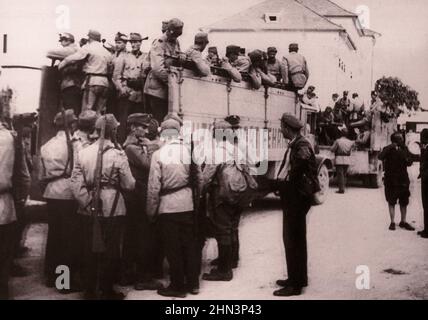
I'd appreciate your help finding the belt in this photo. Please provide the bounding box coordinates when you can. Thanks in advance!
[85,73,109,77]
[0,188,12,196]
[290,70,305,76]
[160,184,190,197]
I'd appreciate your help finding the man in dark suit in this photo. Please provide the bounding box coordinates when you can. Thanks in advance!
[274,113,319,297]
[418,129,428,238]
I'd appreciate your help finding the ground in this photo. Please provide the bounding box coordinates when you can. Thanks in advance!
[10,164,428,300]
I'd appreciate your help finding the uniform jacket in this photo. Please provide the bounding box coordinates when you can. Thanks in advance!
[113,50,148,103]
[185,45,211,77]
[282,52,309,87]
[267,58,287,83]
[59,41,113,88]
[0,125,30,225]
[331,137,354,165]
[39,131,75,200]
[71,139,135,217]
[378,143,413,187]
[144,34,181,100]
[146,138,202,220]
[47,43,80,90]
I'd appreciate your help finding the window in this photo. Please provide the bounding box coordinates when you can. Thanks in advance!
[264,13,279,23]
[2,34,7,54]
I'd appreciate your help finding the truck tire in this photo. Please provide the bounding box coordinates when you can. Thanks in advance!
[313,164,330,205]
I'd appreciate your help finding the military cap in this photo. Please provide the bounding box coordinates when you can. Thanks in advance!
[127,113,152,127]
[162,21,169,33]
[248,49,264,63]
[167,18,184,31]
[267,46,277,54]
[163,113,183,126]
[281,113,303,130]
[78,110,98,129]
[195,32,209,44]
[226,45,241,56]
[208,47,218,54]
[160,119,181,132]
[224,115,241,129]
[53,109,77,127]
[115,32,128,42]
[95,114,120,135]
[421,129,428,145]
[59,33,75,42]
[289,43,299,50]
[88,29,102,42]
[129,33,143,42]
[214,120,232,130]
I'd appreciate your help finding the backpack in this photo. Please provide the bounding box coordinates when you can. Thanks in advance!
[216,161,259,207]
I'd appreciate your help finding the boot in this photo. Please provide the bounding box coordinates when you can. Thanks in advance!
[202,245,233,281]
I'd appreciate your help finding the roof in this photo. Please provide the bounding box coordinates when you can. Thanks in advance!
[203,0,346,33]
[295,0,358,17]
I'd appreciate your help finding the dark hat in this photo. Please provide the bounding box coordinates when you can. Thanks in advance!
[95,114,120,135]
[281,113,303,130]
[53,109,77,127]
[208,47,218,54]
[267,46,277,54]
[115,32,128,42]
[167,18,184,31]
[248,49,263,63]
[224,115,241,129]
[194,32,209,44]
[162,21,169,32]
[421,129,428,145]
[129,32,143,42]
[59,32,75,42]
[160,119,181,132]
[87,29,101,42]
[163,113,183,126]
[226,45,240,56]
[289,43,299,50]
[127,113,152,127]
[78,110,98,129]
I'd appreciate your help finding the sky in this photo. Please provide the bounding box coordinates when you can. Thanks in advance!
[1,0,427,111]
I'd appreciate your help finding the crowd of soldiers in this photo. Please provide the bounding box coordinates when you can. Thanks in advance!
[0,17,317,300]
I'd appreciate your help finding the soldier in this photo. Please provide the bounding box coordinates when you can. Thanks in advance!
[113,32,128,60]
[247,49,276,89]
[73,110,98,154]
[71,114,135,300]
[266,47,287,84]
[47,33,83,115]
[418,129,428,239]
[283,43,309,91]
[147,118,202,298]
[59,30,113,114]
[0,116,31,300]
[331,128,355,194]
[144,18,184,123]
[121,113,163,290]
[206,47,220,67]
[185,32,211,77]
[161,21,169,34]
[39,109,81,292]
[113,32,148,143]
[274,113,320,297]
[220,45,242,82]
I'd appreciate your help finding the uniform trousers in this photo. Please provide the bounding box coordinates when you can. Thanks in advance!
[82,85,109,114]
[144,94,168,124]
[0,223,16,299]
[421,179,428,232]
[62,86,82,116]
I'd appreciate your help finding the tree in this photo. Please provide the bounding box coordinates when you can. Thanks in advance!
[374,77,421,113]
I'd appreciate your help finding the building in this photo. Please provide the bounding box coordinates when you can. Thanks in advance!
[201,0,380,108]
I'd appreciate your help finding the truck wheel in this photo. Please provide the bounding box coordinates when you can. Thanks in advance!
[313,164,330,205]
[369,162,383,188]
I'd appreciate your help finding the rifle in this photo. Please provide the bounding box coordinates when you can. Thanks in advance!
[90,115,106,254]
[189,134,201,237]
[60,107,74,174]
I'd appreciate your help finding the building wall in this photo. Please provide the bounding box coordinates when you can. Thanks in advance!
[208,29,373,109]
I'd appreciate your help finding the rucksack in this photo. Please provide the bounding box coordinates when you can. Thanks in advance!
[216,161,259,207]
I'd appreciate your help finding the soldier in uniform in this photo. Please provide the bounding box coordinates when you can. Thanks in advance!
[121,113,163,290]
[220,45,242,82]
[39,109,81,292]
[418,129,428,239]
[113,33,148,143]
[266,46,287,84]
[282,43,309,91]
[144,18,184,123]
[47,33,83,115]
[71,114,135,300]
[59,30,113,114]
[247,49,276,89]
[206,47,220,67]
[185,32,211,77]
[274,113,319,297]
[0,116,31,299]
[73,110,98,154]
[147,118,202,298]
